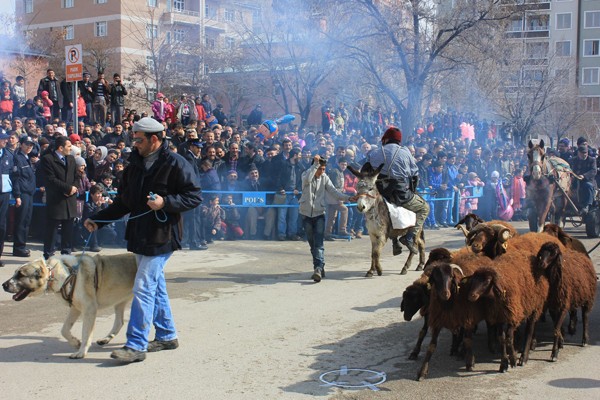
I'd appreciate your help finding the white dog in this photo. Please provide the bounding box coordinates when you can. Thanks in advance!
[3,254,137,359]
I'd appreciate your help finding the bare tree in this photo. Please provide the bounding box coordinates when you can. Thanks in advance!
[232,0,342,130]
[328,0,519,135]
[121,5,203,102]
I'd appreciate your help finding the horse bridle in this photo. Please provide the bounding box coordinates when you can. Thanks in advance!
[356,181,379,199]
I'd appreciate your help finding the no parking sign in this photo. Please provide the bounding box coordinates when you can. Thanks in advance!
[65,44,83,82]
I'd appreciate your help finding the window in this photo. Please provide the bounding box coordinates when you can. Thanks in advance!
[174,0,184,12]
[146,56,155,73]
[95,21,107,37]
[173,29,184,42]
[580,97,600,113]
[95,0,107,4]
[62,0,74,8]
[522,68,546,85]
[584,40,600,56]
[225,37,235,49]
[252,10,262,34]
[525,42,548,59]
[148,0,158,7]
[556,13,572,30]
[508,19,522,32]
[582,68,600,85]
[527,15,548,31]
[174,59,184,72]
[146,24,158,39]
[24,0,33,13]
[206,37,215,49]
[224,9,235,22]
[585,11,600,28]
[555,69,570,85]
[64,25,74,40]
[147,88,157,102]
[555,41,571,57]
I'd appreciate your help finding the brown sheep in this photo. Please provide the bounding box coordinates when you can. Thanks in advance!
[466,222,518,259]
[401,274,431,360]
[466,251,550,372]
[535,242,597,362]
[542,223,589,257]
[454,213,484,236]
[416,262,488,381]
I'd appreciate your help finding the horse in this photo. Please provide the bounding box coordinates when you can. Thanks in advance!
[526,139,572,232]
[347,162,426,276]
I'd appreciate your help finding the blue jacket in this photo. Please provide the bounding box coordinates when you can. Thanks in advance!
[12,149,36,197]
[0,148,16,194]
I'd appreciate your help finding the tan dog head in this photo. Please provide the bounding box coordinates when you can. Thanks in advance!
[2,258,52,301]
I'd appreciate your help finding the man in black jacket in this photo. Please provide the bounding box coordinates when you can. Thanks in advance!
[84,117,202,363]
[37,69,61,120]
[109,73,127,125]
[12,136,36,257]
[40,135,78,259]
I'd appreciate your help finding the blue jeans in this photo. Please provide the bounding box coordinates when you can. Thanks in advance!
[302,214,325,270]
[126,252,177,352]
[276,193,299,237]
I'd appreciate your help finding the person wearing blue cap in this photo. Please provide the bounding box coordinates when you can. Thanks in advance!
[557,138,572,161]
[0,131,17,267]
[181,138,206,251]
[12,136,36,257]
[84,116,202,363]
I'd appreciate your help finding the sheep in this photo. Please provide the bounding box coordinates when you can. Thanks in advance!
[416,262,491,381]
[466,222,518,259]
[401,274,432,360]
[418,247,499,354]
[535,242,597,362]
[466,251,550,372]
[542,223,589,257]
[454,213,484,236]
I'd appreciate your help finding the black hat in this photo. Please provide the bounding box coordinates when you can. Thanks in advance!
[578,145,588,154]
[248,163,258,172]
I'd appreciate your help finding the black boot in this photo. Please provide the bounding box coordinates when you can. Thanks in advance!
[392,237,403,256]
[399,232,418,254]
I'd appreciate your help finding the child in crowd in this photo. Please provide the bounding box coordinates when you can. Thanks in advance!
[82,184,117,251]
[97,173,116,201]
[222,194,244,240]
[461,171,484,218]
[40,91,53,122]
[202,195,225,243]
[512,167,527,220]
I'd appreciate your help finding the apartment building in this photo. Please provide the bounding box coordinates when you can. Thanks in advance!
[15,0,263,100]
[503,0,600,124]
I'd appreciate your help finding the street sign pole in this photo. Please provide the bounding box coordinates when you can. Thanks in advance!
[65,44,83,134]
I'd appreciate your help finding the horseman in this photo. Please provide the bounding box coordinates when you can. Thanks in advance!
[568,145,596,215]
[368,127,429,255]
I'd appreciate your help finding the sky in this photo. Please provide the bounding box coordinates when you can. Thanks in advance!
[0,0,16,35]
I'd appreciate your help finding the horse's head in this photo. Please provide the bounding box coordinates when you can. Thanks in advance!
[528,139,545,180]
[349,162,383,213]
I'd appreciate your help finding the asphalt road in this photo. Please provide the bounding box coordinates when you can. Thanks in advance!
[1,221,599,399]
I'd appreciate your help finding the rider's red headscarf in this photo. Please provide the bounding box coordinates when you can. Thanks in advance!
[382,126,402,143]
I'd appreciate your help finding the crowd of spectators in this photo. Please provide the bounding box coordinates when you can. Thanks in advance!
[0,68,597,262]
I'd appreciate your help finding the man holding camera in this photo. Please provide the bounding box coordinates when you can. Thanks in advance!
[299,155,357,282]
[110,73,127,125]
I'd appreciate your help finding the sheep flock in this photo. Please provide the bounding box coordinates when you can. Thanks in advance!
[401,214,598,381]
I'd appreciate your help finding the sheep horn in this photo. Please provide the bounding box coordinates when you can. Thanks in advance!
[449,264,464,277]
[455,224,469,237]
[498,228,512,243]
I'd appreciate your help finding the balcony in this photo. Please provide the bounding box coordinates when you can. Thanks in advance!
[161,9,202,26]
[204,15,228,32]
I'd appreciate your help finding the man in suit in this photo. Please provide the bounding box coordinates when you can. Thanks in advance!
[40,135,78,259]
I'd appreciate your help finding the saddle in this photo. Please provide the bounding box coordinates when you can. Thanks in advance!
[384,200,416,230]
[546,156,572,194]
